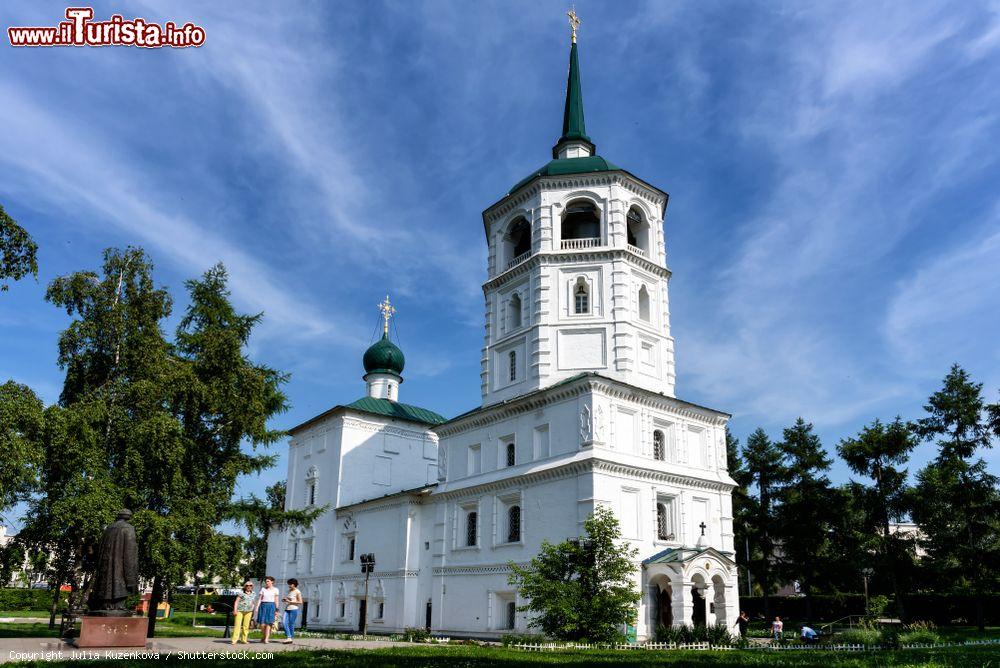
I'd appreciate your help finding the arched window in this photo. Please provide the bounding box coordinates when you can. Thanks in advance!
[561,200,600,244]
[573,278,589,315]
[656,503,670,540]
[509,293,522,329]
[508,350,517,382]
[638,285,651,322]
[507,506,521,543]
[506,442,516,467]
[653,430,665,461]
[466,512,478,546]
[503,217,531,269]
[627,206,650,255]
[508,505,521,542]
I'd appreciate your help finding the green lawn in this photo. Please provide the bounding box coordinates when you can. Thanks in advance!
[10,645,1000,667]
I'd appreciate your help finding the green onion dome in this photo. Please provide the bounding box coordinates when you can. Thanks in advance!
[363,333,405,377]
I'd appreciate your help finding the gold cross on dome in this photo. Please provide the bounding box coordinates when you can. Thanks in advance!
[378,294,396,335]
[567,7,580,43]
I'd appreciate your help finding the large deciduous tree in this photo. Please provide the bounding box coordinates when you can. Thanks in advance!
[0,381,44,522]
[509,506,640,642]
[911,365,1000,631]
[0,204,38,292]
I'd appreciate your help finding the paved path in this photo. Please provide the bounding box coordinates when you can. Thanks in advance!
[0,636,413,663]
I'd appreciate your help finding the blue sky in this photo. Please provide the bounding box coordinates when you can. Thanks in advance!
[2,1,999,528]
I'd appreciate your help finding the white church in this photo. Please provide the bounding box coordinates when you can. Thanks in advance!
[266,19,740,640]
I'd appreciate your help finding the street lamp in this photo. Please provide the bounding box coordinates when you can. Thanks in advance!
[861,567,874,612]
[359,553,376,636]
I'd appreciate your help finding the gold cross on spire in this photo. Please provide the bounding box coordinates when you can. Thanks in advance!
[378,294,396,336]
[567,6,580,44]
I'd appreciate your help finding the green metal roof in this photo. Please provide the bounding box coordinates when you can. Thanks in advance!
[642,546,736,566]
[556,41,592,153]
[509,155,620,195]
[344,396,447,426]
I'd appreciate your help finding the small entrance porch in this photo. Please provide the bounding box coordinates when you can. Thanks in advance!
[641,546,738,639]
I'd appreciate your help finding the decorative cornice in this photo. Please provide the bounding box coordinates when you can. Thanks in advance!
[432,562,527,576]
[483,247,670,292]
[435,373,728,439]
[312,569,420,584]
[434,454,734,501]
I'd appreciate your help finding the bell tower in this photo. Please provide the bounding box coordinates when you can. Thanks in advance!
[479,14,675,406]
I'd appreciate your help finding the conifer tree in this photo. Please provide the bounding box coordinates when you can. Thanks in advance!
[741,428,786,614]
[837,417,917,618]
[911,365,1000,631]
[775,417,834,620]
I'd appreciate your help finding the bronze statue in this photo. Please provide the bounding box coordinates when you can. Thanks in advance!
[87,509,139,616]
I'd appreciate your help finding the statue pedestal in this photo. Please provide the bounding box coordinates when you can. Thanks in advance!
[77,615,149,648]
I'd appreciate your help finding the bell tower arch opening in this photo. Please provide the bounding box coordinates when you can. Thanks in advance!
[560,200,600,248]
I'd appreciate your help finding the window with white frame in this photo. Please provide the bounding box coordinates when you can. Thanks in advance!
[466,510,478,547]
[507,505,521,543]
[305,465,319,506]
[638,284,651,322]
[573,277,590,314]
[653,430,665,461]
[458,502,479,548]
[377,601,385,620]
[533,424,550,460]
[337,601,346,619]
[497,493,523,544]
[656,496,676,541]
[494,593,517,630]
[508,350,517,382]
[509,292,522,329]
[342,534,356,562]
[290,540,299,563]
[505,441,516,467]
[467,444,482,476]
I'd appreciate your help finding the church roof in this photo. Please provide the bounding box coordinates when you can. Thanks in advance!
[344,396,447,425]
[643,546,736,566]
[508,155,620,195]
[288,397,447,434]
[553,41,594,158]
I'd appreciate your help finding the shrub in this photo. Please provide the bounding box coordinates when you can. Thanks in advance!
[706,622,736,646]
[838,627,882,645]
[0,588,69,611]
[899,629,941,644]
[401,627,430,643]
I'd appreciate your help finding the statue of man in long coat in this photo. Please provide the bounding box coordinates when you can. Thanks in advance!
[87,509,139,615]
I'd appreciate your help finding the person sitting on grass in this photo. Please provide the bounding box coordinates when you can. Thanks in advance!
[253,576,280,644]
[801,625,820,644]
[231,581,256,645]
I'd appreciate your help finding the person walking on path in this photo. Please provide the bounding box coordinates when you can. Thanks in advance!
[771,616,784,642]
[733,611,750,638]
[231,581,256,645]
[281,578,303,644]
[254,576,280,644]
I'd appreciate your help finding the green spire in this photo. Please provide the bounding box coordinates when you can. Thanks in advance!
[561,42,590,144]
[553,28,596,158]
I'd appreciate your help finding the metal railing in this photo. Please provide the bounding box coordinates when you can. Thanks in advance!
[561,238,601,250]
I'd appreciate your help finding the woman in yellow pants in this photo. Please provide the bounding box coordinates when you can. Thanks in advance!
[231,581,256,644]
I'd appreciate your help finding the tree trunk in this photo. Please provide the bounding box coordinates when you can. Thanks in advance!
[48,583,60,629]
[146,575,164,638]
